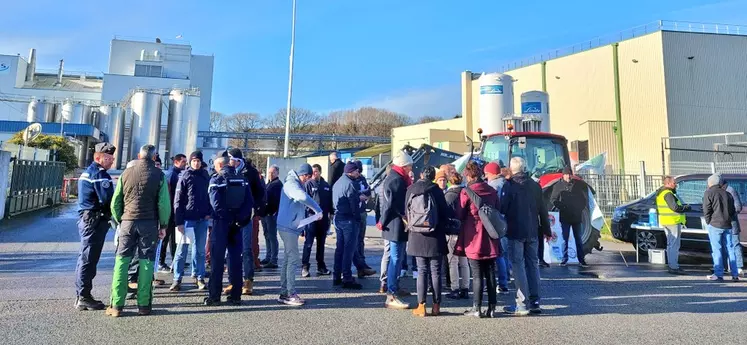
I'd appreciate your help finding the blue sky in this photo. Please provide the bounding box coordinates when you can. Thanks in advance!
[1,0,746,119]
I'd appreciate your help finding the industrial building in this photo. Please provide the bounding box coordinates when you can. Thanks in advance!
[0,37,214,169]
[392,21,747,175]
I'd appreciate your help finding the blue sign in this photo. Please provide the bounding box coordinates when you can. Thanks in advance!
[480,85,503,95]
[521,101,542,114]
[0,63,9,74]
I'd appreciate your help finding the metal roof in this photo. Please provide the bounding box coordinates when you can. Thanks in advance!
[0,121,101,139]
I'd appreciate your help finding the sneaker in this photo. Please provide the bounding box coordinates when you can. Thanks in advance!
[158,264,171,273]
[707,274,724,281]
[169,281,181,292]
[317,268,332,276]
[301,267,311,278]
[560,260,568,267]
[385,295,410,309]
[459,288,470,299]
[529,304,542,314]
[284,294,305,306]
[498,287,510,295]
[503,306,530,316]
[105,306,122,317]
[446,290,461,300]
[203,297,220,306]
[263,263,279,269]
[358,268,377,278]
[342,281,363,290]
[76,296,105,311]
[226,297,242,306]
[137,306,151,316]
[196,279,207,291]
[277,295,289,304]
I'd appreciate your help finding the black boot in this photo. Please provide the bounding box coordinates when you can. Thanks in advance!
[463,304,483,318]
[76,296,105,311]
[485,304,496,318]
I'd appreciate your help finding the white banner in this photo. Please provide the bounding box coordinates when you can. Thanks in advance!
[543,212,579,264]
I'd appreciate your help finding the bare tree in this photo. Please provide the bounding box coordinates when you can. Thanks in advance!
[318,107,410,150]
[210,111,227,132]
[417,115,444,124]
[265,107,320,156]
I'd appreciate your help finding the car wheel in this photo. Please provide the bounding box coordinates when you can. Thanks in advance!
[634,230,662,256]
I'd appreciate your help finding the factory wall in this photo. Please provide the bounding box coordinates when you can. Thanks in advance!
[100,74,190,102]
[662,31,747,165]
[391,118,464,153]
[506,64,544,112]
[108,39,191,79]
[189,54,215,132]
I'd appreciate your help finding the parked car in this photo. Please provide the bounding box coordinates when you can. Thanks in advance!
[612,173,747,256]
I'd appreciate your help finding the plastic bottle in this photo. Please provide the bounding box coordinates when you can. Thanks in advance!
[649,208,658,228]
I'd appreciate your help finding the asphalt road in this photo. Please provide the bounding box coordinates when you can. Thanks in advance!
[1,204,746,345]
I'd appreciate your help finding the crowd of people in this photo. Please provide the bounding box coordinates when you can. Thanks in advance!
[74,142,596,318]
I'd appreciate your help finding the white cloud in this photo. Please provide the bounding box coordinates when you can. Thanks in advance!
[353,84,461,119]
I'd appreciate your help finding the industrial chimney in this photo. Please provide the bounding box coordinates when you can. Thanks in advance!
[25,49,37,82]
[55,59,64,86]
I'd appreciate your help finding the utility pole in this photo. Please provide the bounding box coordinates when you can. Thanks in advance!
[282,0,297,158]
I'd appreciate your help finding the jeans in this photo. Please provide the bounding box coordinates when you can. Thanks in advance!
[380,240,390,283]
[241,222,255,281]
[469,259,497,306]
[663,224,682,270]
[173,219,208,282]
[333,219,359,282]
[386,240,407,294]
[353,212,369,270]
[509,238,541,311]
[721,221,743,270]
[561,222,586,264]
[447,235,470,291]
[496,237,511,290]
[707,225,738,278]
[537,233,546,263]
[279,231,300,296]
[415,257,442,304]
[303,217,329,270]
[262,215,279,265]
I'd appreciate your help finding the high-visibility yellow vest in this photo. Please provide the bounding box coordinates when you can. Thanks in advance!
[656,189,686,225]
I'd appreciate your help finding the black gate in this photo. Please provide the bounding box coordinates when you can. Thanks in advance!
[6,159,64,217]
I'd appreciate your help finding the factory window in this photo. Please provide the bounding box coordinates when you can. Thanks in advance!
[134,64,163,78]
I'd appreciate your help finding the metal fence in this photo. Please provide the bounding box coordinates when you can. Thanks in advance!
[669,161,747,176]
[577,173,663,217]
[6,159,65,217]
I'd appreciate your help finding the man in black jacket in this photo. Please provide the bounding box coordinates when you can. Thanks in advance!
[159,153,187,273]
[550,166,589,267]
[302,164,333,277]
[225,148,267,295]
[329,152,345,188]
[500,157,552,316]
[703,174,739,281]
[261,165,283,268]
[352,160,376,278]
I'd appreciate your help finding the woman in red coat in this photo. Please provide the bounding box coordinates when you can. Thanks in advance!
[454,161,501,318]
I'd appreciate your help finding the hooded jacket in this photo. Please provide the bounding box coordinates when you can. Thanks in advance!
[454,179,501,260]
[549,178,589,224]
[405,179,451,258]
[173,167,212,226]
[500,173,551,240]
[277,169,323,235]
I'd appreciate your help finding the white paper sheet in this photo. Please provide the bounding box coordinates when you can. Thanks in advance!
[175,227,193,245]
[297,213,322,229]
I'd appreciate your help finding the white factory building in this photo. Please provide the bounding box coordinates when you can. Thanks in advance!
[0,37,214,169]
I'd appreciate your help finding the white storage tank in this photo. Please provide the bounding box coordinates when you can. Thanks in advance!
[99,103,126,169]
[478,73,514,135]
[26,99,40,123]
[71,102,92,124]
[520,91,550,132]
[129,89,163,161]
[42,102,55,122]
[60,100,74,123]
[166,89,201,161]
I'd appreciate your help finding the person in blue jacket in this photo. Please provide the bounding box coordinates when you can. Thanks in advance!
[170,151,212,292]
[204,156,254,306]
[74,142,116,311]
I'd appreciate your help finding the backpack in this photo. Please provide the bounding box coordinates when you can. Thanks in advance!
[464,187,506,239]
[406,191,439,233]
[224,171,247,211]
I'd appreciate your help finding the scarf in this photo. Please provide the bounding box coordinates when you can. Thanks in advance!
[390,165,412,187]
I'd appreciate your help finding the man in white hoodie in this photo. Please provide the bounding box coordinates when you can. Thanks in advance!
[276,163,322,306]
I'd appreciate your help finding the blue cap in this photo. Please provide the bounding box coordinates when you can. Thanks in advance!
[298,163,313,176]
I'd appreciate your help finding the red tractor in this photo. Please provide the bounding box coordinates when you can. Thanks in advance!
[475,127,602,256]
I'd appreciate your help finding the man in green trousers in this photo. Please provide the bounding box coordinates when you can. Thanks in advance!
[107,145,171,317]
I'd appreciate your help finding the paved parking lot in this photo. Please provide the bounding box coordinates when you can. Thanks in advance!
[1,205,746,345]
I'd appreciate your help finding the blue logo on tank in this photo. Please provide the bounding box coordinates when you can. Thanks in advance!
[480,85,503,95]
[521,102,542,114]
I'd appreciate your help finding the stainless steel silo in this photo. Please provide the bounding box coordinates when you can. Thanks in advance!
[99,103,126,169]
[129,89,163,161]
[166,89,201,160]
[42,102,55,122]
[27,99,40,123]
[61,100,73,123]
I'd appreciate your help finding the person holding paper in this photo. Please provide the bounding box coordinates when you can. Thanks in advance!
[353,160,377,278]
[170,151,211,292]
[301,164,333,277]
[332,162,366,289]
[276,163,322,306]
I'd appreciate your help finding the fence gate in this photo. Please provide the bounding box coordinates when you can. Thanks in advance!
[5,159,64,217]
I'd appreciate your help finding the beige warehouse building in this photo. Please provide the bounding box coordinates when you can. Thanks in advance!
[392,21,747,175]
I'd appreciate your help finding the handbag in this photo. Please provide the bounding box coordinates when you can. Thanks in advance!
[463,187,506,240]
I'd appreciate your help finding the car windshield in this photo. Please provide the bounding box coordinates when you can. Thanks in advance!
[481,135,567,176]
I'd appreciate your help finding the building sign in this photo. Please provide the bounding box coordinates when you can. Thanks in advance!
[480,85,503,95]
[0,62,10,75]
[521,101,542,114]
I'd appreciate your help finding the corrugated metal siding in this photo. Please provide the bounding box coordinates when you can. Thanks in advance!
[618,31,669,175]
[587,120,619,171]
[662,31,747,166]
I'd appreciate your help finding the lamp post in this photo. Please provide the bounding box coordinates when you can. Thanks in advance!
[282,0,297,158]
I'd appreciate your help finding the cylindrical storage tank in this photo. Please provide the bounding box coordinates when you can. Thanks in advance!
[166,89,201,161]
[520,91,550,132]
[27,99,40,123]
[77,137,90,168]
[478,73,514,135]
[43,102,55,122]
[71,103,92,124]
[129,90,162,161]
[61,100,73,123]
